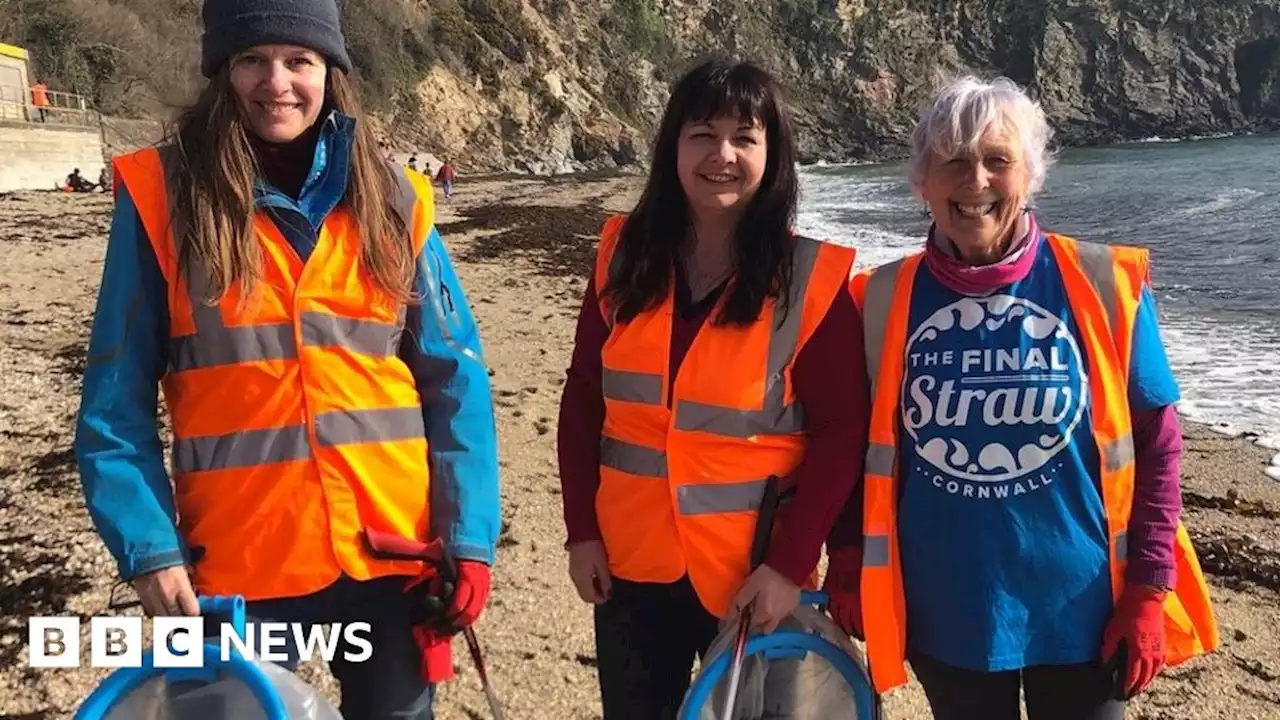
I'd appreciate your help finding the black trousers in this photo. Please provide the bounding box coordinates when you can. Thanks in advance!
[242,575,436,720]
[594,576,722,720]
[909,648,1127,720]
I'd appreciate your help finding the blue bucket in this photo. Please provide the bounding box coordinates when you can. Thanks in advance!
[73,595,288,720]
[679,591,879,720]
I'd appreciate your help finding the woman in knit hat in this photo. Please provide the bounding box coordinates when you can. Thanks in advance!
[74,1,501,718]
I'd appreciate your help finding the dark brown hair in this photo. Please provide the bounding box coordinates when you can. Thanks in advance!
[601,58,801,326]
[168,66,413,305]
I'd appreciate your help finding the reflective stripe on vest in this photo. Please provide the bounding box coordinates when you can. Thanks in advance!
[601,368,663,404]
[852,235,1219,693]
[678,477,775,516]
[172,406,428,475]
[172,274,406,371]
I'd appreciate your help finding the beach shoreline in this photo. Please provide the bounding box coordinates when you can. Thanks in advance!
[1,175,1277,718]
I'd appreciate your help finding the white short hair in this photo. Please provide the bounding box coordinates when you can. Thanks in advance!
[907,75,1055,200]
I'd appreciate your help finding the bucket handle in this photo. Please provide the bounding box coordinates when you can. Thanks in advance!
[73,643,288,720]
[680,631,878,720]
[73,594,286,720]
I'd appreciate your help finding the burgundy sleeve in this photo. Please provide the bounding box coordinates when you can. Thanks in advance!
[762,290,871,586]
[556,275,609,547]
[1124,404,1183,590]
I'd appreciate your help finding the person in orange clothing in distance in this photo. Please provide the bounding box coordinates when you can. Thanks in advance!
[30,80,50,122]
[556,57,872,719]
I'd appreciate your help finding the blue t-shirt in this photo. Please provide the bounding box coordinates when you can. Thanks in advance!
[897,239,1180,672]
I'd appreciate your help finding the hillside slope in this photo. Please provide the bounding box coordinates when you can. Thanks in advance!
[4,0,1280,171]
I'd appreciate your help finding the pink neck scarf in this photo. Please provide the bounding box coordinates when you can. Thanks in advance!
[923,212,1042,296]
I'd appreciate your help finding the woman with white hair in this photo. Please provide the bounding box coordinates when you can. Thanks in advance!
[821,75,1220,719]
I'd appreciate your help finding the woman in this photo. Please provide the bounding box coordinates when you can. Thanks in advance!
[556,58,871,719]
[826,75,1220,719]
[73,2,501,718]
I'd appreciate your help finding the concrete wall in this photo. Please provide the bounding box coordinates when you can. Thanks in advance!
[100,116,164,157]
[0,121,105,192]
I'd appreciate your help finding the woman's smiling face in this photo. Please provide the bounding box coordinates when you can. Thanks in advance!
[229,44,328,143]
[675,113,769,216]
[920,122,1030,260]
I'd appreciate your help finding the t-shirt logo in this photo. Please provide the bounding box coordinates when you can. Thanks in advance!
[902,295,1088,499]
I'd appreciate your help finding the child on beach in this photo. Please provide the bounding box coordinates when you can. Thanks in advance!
[436,160,456,200]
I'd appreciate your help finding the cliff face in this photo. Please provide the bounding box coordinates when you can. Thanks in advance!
[418,0,1280,171]
[8,0,1280,172]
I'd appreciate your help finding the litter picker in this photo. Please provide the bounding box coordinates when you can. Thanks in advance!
[362,529,506,720]
[719,474,782,720]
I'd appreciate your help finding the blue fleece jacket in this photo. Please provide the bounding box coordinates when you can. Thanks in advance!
[74,111,501,581]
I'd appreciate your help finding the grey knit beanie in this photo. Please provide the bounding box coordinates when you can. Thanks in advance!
[201,0,354,78]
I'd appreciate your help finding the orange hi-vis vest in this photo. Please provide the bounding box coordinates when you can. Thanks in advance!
[849,233,1220,694]
[112,146,434,601]
[592,214,856,618]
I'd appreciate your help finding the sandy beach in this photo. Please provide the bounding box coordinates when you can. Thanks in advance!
[1,176,1278,719]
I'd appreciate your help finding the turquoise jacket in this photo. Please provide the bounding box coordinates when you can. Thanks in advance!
[74,111,501,581]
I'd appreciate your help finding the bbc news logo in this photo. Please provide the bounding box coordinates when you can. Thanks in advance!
[28,616,373,668]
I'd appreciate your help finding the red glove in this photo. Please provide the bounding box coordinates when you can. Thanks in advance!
[823,547,863,640]
[405,558,491,631]
[445,560,491,629]
[1101,585,1166,698]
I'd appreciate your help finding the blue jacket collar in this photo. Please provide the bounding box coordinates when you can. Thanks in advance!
[253,109,357,230]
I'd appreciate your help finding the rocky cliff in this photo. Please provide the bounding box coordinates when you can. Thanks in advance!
[7,0,1280,172]
[416,0,1280,171]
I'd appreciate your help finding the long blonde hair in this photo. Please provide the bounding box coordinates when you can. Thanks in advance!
[167,67,415,306]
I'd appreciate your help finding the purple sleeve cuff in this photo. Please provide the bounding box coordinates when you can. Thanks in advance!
[1124,404,1183,589]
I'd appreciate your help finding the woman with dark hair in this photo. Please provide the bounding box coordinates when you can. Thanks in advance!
[73,1,501,718]
[556,58,872,718]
